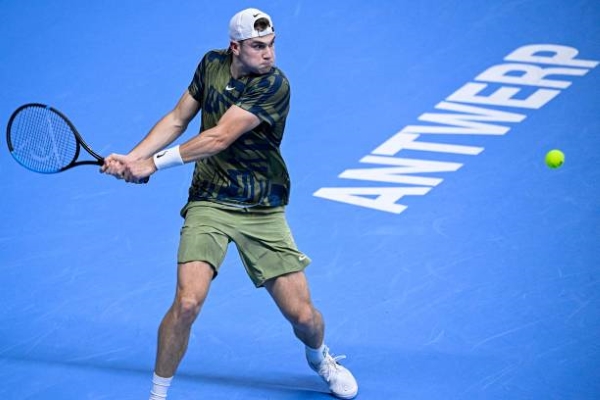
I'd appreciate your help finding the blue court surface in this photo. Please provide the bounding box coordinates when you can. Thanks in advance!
[1,1,599,399]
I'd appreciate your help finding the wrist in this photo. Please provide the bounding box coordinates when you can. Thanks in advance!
[153,145,184,170]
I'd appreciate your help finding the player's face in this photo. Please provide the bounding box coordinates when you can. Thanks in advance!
[236,34,276,75]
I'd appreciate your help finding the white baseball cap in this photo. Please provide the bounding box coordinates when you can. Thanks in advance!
[229,8,275,41]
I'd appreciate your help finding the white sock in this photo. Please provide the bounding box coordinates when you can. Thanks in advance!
[149,373,173,400]
[306,343,327,366]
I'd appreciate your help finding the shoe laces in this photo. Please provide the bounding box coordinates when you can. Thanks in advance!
[318,352,348,381]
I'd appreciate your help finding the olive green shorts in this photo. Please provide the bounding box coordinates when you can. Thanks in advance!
[177,201,311,287]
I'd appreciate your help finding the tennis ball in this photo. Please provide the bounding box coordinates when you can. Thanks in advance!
[545,149,565,169]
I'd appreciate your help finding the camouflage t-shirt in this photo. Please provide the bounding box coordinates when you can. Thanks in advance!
[187,49,291,207]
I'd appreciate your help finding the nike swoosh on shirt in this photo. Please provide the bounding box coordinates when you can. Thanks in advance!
[225,85,235,91]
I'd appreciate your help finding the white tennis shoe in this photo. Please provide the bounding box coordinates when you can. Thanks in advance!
[308,347,358,399]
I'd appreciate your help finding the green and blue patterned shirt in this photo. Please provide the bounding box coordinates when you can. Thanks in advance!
[187,49,291,207]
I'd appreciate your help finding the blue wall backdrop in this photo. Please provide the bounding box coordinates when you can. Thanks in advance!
[1,1,599,399]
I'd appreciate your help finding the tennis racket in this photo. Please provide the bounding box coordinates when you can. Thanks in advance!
[6,103,148,182]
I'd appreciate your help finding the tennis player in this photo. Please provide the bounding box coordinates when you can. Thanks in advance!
[102,8,358,399]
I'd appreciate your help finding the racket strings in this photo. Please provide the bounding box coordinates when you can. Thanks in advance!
[9,106,78,173]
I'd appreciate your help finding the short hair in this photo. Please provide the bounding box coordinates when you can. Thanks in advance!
[254,17,273,34]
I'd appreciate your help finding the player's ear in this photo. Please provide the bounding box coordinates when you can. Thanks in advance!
[230,41,241,55]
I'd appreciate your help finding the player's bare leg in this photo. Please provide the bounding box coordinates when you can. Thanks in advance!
[265,271,358,399]
[149,261,214,399]
[264,270,324,348]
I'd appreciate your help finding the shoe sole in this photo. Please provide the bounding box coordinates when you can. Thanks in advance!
[333,390,358,399]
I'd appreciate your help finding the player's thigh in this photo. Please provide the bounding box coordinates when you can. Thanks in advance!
[234,208,310,287]
[178,202,230,279]
[265,271,314,320]
[174,261,215,310]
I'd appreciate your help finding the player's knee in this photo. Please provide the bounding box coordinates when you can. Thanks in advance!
[174,296,203,323]
[288,304,318,329]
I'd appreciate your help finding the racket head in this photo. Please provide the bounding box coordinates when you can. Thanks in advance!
[6,103,100,174]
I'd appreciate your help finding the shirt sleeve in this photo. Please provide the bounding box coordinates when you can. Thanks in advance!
[236,72,290,126]
[188,55,207,106]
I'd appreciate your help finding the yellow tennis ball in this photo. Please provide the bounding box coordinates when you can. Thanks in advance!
[545,149,565,169]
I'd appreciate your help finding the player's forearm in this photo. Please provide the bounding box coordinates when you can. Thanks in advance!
[152,126,230,172]
[151,104,257,169]
[179,130,229,163]
[175,105,259,163]
[130,112,188,160]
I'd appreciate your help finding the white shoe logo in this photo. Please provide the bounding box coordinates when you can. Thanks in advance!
[225,85,235,91]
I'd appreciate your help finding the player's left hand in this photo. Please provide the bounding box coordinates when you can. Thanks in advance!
[102,154,155,184]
